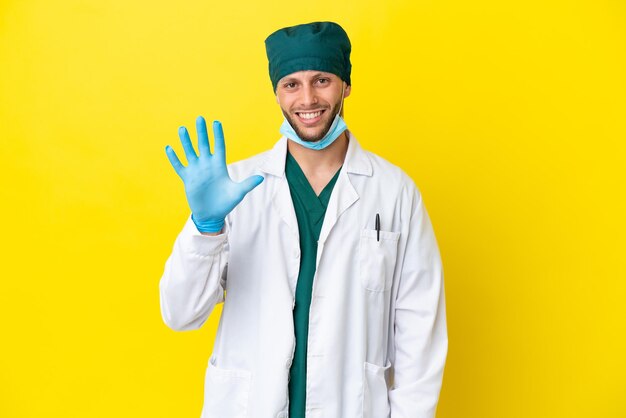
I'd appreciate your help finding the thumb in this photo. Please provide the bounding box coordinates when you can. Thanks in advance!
[238,175,265,196]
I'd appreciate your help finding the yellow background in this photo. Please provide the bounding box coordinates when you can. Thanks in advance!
[1,0,624,417]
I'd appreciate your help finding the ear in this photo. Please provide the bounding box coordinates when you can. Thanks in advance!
[343,83,352,98]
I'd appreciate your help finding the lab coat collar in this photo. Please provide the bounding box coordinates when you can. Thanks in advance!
[257,130,373,177]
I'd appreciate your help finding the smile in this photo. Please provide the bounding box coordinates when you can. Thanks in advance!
[296,109,325,124]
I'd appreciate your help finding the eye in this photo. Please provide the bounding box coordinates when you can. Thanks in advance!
[317,78,329,85]
[284,82,296,89]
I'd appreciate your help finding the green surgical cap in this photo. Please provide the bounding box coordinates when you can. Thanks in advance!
[264,21,352,93]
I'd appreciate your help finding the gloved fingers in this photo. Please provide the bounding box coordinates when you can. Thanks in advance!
[237,175,265,197]
[178,126,198,163]
[165,145,185,178]
[196,116,211,157]
[212,120,226,162]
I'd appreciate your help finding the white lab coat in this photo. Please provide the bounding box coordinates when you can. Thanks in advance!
[159,131,448,418]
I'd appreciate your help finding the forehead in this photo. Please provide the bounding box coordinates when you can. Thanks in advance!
[278,70,339,83]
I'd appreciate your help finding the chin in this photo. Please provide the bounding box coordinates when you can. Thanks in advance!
[297,122,333,142]
[299,130,326,143]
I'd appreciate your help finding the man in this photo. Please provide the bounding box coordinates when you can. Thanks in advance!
[160,21,448,418]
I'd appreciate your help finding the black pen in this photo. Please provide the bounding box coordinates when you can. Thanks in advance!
[376,213,380,241]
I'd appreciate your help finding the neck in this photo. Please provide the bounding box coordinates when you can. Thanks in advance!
[287,130,349,176]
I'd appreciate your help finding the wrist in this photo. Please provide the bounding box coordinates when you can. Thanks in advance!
[191,214,225,234]
[200,230,223,236]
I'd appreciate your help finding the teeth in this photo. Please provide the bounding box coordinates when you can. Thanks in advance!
[298,111,322,119]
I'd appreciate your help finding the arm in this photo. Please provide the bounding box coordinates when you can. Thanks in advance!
[389,187,448,418]
[159,116,263,330]
[159,215,229,331]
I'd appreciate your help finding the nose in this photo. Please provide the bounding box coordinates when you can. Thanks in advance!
[299,84,318,108]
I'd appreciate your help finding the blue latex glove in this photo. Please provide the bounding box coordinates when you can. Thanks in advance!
[165,116,264,233]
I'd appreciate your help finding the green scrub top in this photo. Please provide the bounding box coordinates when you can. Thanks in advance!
[285,151,342,417]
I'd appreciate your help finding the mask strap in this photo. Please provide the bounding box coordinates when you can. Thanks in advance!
[337,82,345,116]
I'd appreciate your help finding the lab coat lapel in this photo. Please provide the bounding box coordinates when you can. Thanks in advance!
[317,131,373,247]
[272,176,299,239]
[258,136,299,239]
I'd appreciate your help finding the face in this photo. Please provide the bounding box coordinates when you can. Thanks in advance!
[276,71,351,142]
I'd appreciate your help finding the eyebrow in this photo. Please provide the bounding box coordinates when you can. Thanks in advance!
[280,72,331,83]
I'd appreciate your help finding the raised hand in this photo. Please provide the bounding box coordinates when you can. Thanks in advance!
[165,116,264,233]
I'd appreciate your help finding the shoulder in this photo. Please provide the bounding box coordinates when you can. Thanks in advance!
[226,149,273,182]
[364,149,422,201]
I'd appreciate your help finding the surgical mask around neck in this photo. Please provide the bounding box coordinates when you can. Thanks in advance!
[278,83,348,150]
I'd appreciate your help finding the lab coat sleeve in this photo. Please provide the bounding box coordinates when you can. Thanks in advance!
[159,214,229,331]
[389,187,448,418]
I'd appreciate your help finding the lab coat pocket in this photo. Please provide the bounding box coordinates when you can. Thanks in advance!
[359,229,401,292]
[363,360,392,418]
[201,357,252,418]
